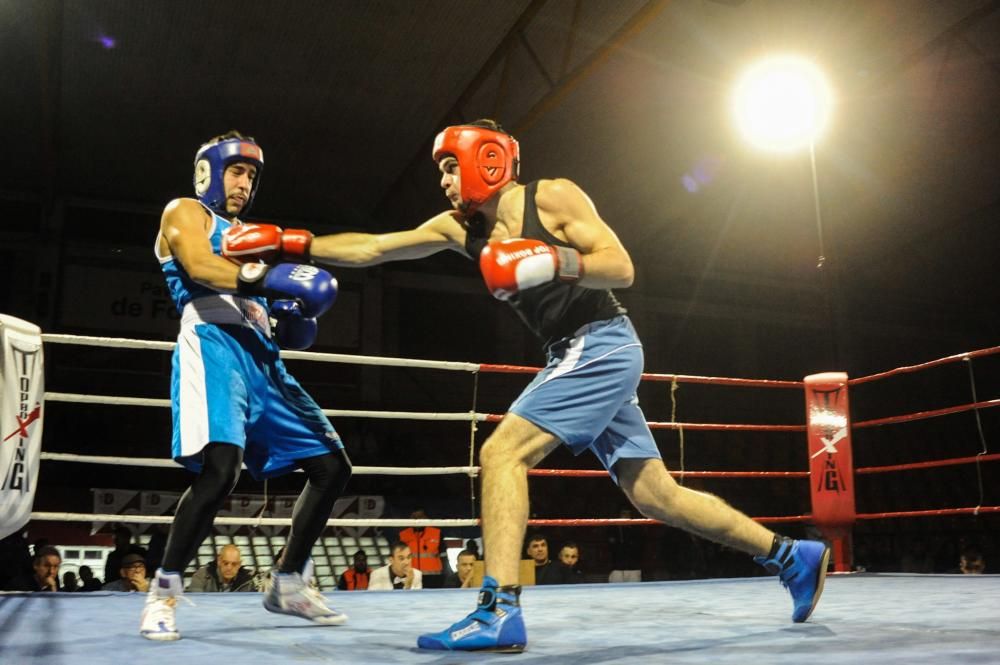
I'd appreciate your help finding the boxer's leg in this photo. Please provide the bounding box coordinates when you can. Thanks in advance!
[617,457,830,622]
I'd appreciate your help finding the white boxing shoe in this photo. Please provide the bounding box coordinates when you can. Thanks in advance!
[262,564,347,626]
[140,569,186,641]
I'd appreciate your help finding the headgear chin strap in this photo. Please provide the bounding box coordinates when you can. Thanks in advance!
[193,137,264,217]
[432,126,519,215]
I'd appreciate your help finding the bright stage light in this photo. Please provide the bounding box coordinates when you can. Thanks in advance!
[733,55,832,152]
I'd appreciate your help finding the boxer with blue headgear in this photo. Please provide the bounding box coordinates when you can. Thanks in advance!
[193,132,264,217]
[146,130,351,641]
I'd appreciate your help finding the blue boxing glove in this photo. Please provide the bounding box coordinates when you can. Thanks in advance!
[237,263,338,318]
[270,300,318,350]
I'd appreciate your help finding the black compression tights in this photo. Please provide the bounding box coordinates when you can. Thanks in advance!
[160,444,352,575]
[161,443,243,573]
[279,450,352,574]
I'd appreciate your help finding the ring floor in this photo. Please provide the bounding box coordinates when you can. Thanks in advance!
[2,574,998,664]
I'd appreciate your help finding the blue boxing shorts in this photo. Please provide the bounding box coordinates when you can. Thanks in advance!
[509,315,660,483]
[171,323,342,480]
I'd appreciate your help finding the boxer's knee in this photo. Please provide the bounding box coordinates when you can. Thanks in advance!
[298,449,351,499]
[618,458,681,518]
[197,443,244,503]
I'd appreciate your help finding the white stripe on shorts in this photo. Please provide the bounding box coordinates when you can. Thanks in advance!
[177,328,210,458]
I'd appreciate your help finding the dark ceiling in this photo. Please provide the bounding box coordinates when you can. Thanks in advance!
[3,0,1000,369]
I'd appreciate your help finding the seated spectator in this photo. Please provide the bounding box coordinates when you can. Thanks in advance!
[188,543,255,592]
[9,545,62,591]
[369,542,422,590]
[558,541,585,583]
[443,549,477,588]
[62,570,79,592]
[104,526,147,585]
[526,533,572,585]
[102,552,151,592]
[337,550,371,591]
[960,546,986,575]
[77,565,103,591]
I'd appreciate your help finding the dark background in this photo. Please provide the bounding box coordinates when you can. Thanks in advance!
[3,0,998,576]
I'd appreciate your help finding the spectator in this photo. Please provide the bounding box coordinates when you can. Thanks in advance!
[526,533,571,585]
[337,550,371,591]
[78,565,103,591]
[399,509,442,588]
[62,570,79,592]
[608,508,644,582]
[369,542,422,590]
[443,549,478,589]
[9,545,61,591]
[103,552,151,592]
[104,526,147,586]
[464,539,481,561]
[188,544,255,592]
[960,546,986,575]
[558,542,585,584]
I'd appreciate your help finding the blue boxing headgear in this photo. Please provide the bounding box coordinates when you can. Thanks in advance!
[193,137,264,216]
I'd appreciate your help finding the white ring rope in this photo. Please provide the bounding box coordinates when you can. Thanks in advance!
[39,452,480,476]
[44,392,487,422]
[41,334,482,372]
[29,513,479,527]
[37,332,490,526]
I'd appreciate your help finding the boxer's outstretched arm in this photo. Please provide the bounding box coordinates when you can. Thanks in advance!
[160,198,241,292]
[310,211,466,267]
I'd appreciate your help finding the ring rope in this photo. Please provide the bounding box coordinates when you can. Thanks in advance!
[852,398,1000,429]
[848,345,1000,386]
[44,392,486,422]
[480,362,803,388]
[41,334,481,372]
[44,392,804,431]
[39,452,478,476]
[27,513,807,526]
[855,453,1000,475]
[527,469,809,478]
[856,506,1000,520]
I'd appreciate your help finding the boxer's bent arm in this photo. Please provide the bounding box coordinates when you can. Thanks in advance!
[536,179,634,289]
[310,211,467,266]
[161,198,240,292]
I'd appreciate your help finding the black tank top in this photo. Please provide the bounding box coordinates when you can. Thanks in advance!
[465,181,626,349]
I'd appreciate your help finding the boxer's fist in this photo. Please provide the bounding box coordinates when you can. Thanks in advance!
[238,263,338,318]
[222,223,313,264]
[479,238,583,300]
[270,300,318,350]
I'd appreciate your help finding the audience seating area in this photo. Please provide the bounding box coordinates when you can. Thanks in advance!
[137,531,392,591]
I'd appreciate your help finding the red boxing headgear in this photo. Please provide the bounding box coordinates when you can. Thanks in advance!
[432,125,520,215]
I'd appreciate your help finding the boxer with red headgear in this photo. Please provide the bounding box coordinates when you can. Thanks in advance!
[145,130,351,641]
[308,119,830,652]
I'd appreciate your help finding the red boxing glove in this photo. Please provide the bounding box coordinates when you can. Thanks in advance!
[479,238,583,301]
[222,223,313,264]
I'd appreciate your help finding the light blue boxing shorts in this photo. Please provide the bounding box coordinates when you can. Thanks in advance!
[508,315,660,483]
[171,323,341,480]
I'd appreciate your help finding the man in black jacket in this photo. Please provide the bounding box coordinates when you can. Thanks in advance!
[188,544,255,592]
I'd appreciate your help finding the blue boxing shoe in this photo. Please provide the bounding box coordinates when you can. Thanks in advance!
[754,538,831,623]
[417,576,526,652]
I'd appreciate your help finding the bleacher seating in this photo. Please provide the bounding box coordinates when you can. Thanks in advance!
[182,530,391,590]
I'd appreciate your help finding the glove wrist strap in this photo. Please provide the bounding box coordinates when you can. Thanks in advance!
[554,246,583,282]
[236,263,270,297]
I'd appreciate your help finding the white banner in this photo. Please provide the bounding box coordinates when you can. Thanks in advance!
[91,489,385,537]
[0,315,45,541]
